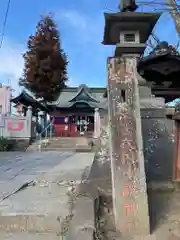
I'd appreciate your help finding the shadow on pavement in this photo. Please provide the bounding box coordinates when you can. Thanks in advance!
[147,190,172,233]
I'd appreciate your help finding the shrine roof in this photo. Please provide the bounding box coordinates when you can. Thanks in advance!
[11,90,49,112]
[139,41,180,66]
[48,84,107,109]
[11,90,36,103]
[12,85,107,110]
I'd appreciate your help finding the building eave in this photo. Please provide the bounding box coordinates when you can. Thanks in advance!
[11,91,50,113]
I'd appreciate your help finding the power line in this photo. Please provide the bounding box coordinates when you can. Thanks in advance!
[0,0,11,49]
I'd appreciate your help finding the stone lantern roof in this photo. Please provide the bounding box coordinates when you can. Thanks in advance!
[102,12,161,45]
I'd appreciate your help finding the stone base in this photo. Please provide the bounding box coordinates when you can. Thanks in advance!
[147,181,180,192]
[115,191,150,239]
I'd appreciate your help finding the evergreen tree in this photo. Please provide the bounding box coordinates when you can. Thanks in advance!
[19,14,68,102]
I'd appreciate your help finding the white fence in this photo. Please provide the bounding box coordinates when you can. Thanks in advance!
[0,107,35,139]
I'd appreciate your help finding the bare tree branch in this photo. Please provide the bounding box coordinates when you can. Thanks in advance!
[167,0,180,38]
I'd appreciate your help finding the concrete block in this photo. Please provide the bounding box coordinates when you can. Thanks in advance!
[67,197,94,240]
[26,215,60,233]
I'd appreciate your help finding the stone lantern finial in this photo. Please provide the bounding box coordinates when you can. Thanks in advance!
[120,0,138,12]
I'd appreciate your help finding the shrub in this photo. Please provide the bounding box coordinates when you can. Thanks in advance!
[0,137,12,151]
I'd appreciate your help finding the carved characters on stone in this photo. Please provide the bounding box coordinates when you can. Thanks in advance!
[107,54,149,236]
[107,57,139,181]
[107,58,135,85]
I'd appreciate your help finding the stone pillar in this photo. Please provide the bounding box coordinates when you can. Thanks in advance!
[94,108,101,138]
[27,106,32,120]
[39,111,45,130]
[107,57,149,238]
[26,106,33,138]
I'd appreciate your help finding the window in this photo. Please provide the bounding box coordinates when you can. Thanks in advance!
[121,90,126,102]
[124,33,135,42]
[0,105,2,114]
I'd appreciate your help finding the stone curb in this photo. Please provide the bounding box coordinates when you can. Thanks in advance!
[67,161,95,240]
[67,197,94,240]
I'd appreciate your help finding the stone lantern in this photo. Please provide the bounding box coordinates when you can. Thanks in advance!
[102,11,161,56]
[102,1,162,238]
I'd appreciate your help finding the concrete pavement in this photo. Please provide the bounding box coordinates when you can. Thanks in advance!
[0,151,95,239]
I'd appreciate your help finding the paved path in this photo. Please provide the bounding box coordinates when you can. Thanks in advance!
[0,152,69,199]
[0,151,95,239]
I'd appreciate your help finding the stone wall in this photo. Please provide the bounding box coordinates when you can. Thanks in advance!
[141,110,175,182]
[100,108,176,183]
[0,107,35,140]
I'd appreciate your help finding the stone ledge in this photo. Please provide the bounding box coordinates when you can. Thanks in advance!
[0,215,60,233]
[28,147,92,152]
[147,181,180,192]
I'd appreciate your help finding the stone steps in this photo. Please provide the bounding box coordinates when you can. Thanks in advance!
[46,143,89,148]
[41,147,92,152]
[27,146,92,152]
[27,137,92,152]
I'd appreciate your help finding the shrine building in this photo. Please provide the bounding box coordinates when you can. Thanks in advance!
[11,42,180,138]
[11,84,107,137]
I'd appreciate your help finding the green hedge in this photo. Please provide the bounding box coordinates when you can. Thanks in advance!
[0,137,12,151]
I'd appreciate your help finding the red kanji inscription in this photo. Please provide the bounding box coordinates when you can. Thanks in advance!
[120,184,135,196]
[124,201,136,216]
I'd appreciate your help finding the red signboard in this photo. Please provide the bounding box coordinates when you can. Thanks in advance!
[7,120,24,131]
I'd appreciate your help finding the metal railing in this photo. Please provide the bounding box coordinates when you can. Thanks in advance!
[38,117,54,151]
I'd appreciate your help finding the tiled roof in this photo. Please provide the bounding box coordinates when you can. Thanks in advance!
[48,84,107,109]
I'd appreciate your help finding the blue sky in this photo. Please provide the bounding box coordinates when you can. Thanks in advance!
[0,0,179,97]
